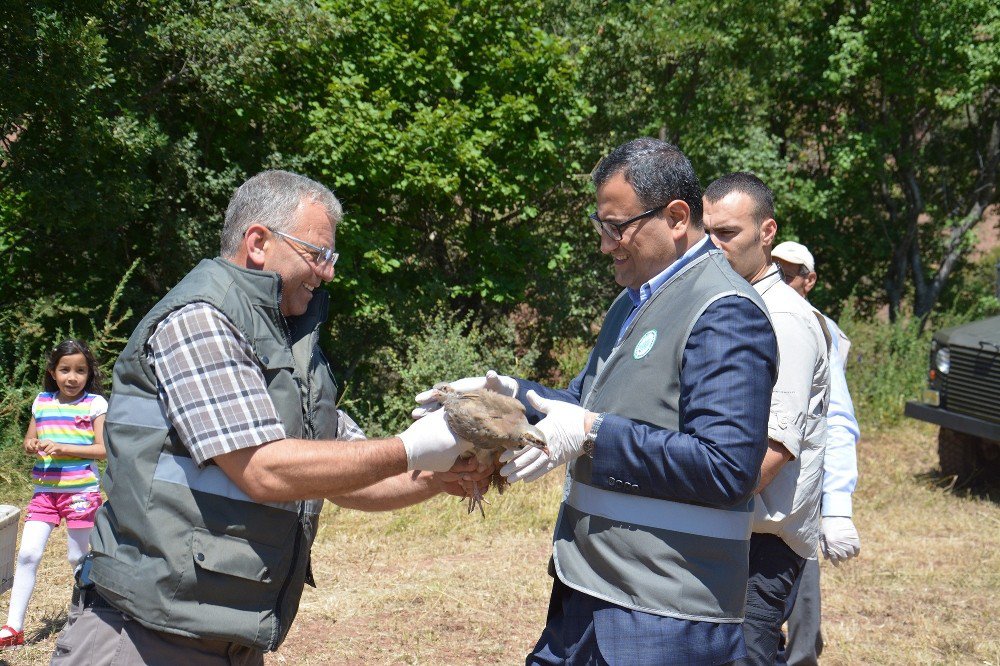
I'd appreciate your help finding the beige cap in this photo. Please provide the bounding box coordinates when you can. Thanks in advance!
[771,241,815,273]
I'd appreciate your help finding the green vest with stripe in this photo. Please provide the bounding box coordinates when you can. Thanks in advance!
[88,257,339,651]
[553,249,771,623]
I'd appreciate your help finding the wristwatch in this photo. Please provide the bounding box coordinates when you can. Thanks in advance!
[583,412,605,457]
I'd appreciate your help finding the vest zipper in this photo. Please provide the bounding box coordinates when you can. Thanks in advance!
[270,290,312,650]
[270,503,306,651]
[303,319,323,438]
[268,289,312,652]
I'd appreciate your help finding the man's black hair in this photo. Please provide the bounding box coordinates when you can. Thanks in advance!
[592,138,703,227]
[703,172,775,225]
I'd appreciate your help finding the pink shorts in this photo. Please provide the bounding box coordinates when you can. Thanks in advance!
[25,491,103,529]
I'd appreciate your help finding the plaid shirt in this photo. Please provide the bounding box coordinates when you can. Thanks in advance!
[336,410,366,441]
[148,303,287,465]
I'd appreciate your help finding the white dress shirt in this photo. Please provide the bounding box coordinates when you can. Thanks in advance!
[819,314,860,517]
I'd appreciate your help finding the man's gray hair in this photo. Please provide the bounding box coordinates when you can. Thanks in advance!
[220,170,343,258]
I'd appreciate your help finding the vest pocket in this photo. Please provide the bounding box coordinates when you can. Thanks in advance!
[192,527,277,584]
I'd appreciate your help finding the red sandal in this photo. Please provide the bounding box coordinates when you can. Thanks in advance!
[0,625,24,649]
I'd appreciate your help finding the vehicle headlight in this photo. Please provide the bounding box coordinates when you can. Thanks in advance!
[935,347,950,374]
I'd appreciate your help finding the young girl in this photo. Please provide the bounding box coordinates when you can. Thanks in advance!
[0,340,108,649]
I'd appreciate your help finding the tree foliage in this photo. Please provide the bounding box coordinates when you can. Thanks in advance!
[790,0,1000,322]
[303,0,591,373]
[0,0,997,432]
[551,0,999,319]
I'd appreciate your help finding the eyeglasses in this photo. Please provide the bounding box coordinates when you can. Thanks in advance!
[588,206,664,242]
[780,263,810,282]
[271,229,339,267]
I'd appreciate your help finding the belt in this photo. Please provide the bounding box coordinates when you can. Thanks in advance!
[78,586,117,611]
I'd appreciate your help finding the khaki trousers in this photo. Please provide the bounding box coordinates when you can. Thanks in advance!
[50,599,264,666]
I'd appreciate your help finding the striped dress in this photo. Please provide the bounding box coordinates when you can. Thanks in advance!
[31,391,107,493]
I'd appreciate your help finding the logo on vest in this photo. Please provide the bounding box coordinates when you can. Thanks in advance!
[633,330,657,359]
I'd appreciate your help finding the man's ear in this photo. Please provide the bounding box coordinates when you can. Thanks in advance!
[760,218,778,246]
[803,271,818,295]
[665,200,691,234]
[244,224,270,269]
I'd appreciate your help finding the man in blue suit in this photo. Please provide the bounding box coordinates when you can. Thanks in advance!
[418,138,778,665]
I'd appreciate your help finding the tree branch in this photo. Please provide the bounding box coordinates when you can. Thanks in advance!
[920,118,1000,321]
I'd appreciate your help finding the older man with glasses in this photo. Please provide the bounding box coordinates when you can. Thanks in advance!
[418,138,779,665]
[771,241,862,666]
[52,170,485,665]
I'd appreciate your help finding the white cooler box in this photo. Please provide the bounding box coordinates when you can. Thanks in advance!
[0,504,20,595]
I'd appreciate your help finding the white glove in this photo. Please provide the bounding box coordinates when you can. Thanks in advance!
[820,516,861,565]
[498,390,587,484]
[411,369,518,419]
[397,408,473,472]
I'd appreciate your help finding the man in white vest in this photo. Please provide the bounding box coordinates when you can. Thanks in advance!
[703,173,831,665]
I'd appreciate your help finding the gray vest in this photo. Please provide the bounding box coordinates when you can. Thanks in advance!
[89,258,339,651]
[553,249,772,623]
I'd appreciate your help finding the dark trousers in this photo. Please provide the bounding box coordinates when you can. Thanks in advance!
[527,576,741,665]
[733,533,806,666]
[527,577,609,666]
[779,556,822,666]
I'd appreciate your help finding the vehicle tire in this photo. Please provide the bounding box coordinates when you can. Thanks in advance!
[937,428,981,484]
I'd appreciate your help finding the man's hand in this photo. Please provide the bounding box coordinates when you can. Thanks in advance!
[411,370,517,419]
[498,390,589,484]
[820,516,861,565]
[425,457,497,498]
[397,408,474,472]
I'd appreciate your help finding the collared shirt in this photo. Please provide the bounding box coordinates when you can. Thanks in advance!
[820,314,860,517]
[618,235,710,340]
[752,267,831,558]
[337,410,366,441]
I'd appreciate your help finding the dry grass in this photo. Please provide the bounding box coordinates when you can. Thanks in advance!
[2,420,999,665]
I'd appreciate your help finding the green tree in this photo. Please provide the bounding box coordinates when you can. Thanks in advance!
[304,0,591,375]
[550,0,999,322]
[781,0,1000,322]
[0,0,340,319]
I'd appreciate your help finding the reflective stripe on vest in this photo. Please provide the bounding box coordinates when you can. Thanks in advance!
[108,394,171,430]
[152,452,300,514]
[565,480,752,540]
[552,493,752,622]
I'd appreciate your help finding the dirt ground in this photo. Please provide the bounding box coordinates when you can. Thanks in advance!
[2,420,999,665]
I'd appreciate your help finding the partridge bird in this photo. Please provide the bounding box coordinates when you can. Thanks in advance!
[433,386,548,516]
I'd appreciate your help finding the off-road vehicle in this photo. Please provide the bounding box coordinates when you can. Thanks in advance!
[905,266,1000,483]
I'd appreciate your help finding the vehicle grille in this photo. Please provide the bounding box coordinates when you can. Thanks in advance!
[943,345,1000,424]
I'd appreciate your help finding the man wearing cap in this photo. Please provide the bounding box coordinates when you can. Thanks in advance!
[771,241,862,666]
[703,172,831,665]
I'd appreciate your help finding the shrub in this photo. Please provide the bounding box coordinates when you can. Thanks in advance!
[343,308,540,438]
[837,306,930,428]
